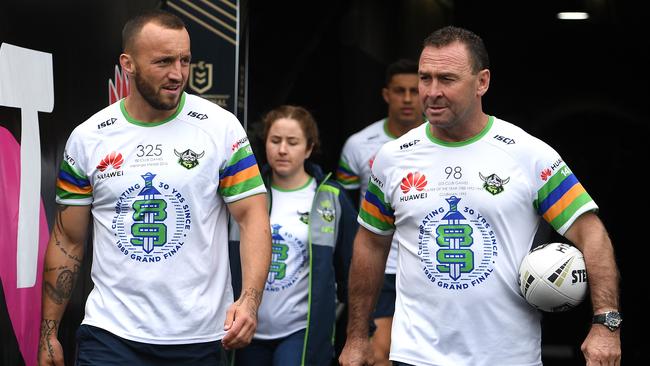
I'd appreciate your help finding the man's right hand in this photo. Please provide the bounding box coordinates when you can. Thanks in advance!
[339,336,375,366]
[38,329,64,366]
[39,204,89,366]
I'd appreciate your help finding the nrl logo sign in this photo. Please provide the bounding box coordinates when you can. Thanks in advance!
[479,172,510,195]
[189,61,213,94]
[174,148,205,169]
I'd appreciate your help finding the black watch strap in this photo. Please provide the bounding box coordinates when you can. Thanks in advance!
[592,311,622,331]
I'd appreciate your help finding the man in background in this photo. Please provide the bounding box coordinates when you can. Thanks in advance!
[336,58,424,366]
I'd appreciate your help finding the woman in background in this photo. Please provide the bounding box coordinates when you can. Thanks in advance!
[232,105,358,366]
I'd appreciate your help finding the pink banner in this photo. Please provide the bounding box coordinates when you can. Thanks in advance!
[0,126,49,366]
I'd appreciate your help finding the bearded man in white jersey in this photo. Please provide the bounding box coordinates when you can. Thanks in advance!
[340,26,621,366]
[38,9,271,366]
[336,59,423,366]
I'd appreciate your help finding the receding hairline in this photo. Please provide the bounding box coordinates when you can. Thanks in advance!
[122,10,186,53]
[422,25,490,73]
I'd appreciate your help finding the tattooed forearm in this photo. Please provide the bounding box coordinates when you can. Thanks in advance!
[40,319,58,338]
[54,205,69,234]
[39,319,58,359]
[52,229,82,264]
[44,265,72,273]
[44,265,79,304]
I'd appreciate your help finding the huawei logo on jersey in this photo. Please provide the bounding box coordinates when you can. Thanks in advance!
[540,168,552,181]
[400,172,427,194]
[97,151,124,172]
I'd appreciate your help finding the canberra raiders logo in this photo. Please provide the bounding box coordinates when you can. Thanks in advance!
[174,148,205,169]
[297,210,309,224]
[266,223,308,292]
[111,172,192,263]
[479,172,510,195]
[317,200,335,222]
[418,195,498,290]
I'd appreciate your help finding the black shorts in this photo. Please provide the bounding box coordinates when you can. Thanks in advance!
[372,273,396,319]
[75,325,228,366]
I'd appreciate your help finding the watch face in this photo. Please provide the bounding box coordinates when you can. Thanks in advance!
[606,312,622,327]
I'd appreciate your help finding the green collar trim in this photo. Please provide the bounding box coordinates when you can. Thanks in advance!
[120,92,186,127]
[382,118,397,139]
[271,176,314,192]
[426,115,494,147]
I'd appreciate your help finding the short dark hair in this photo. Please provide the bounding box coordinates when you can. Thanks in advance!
[385,58,418,86]
[262,105,320,154]
[122,9,186,52]
[422,26,490,73]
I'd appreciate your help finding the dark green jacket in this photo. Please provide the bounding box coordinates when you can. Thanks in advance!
[229,162,358,365]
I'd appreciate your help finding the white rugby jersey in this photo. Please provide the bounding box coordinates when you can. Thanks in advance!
[336,119,401,274]
[359,116,597,366]
[56,93,266,344]
[255,179,316,339]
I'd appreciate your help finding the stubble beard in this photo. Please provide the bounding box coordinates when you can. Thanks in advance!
[134,72,182,111]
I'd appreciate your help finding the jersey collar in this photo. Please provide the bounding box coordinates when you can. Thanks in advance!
[425,115,494,147]
[120,92,186,127]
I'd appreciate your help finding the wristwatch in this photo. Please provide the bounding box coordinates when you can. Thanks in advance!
[592,311,622,331]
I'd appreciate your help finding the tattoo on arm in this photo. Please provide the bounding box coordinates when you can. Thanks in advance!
[52,205,82,264]
[40,319,59,360]
[54,205,69,233]
[44,265,79,305]
[53,231,82,263]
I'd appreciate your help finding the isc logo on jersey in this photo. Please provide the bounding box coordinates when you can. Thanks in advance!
[493,134,515,145]
[97,117,117,130]
[417,195,498,290]
[266,223,308,292]
[187,111,208,120]
[111,171,192,263]
[399,139,420,150]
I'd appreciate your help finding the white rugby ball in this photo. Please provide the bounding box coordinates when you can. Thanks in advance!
[518,243,588,312]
